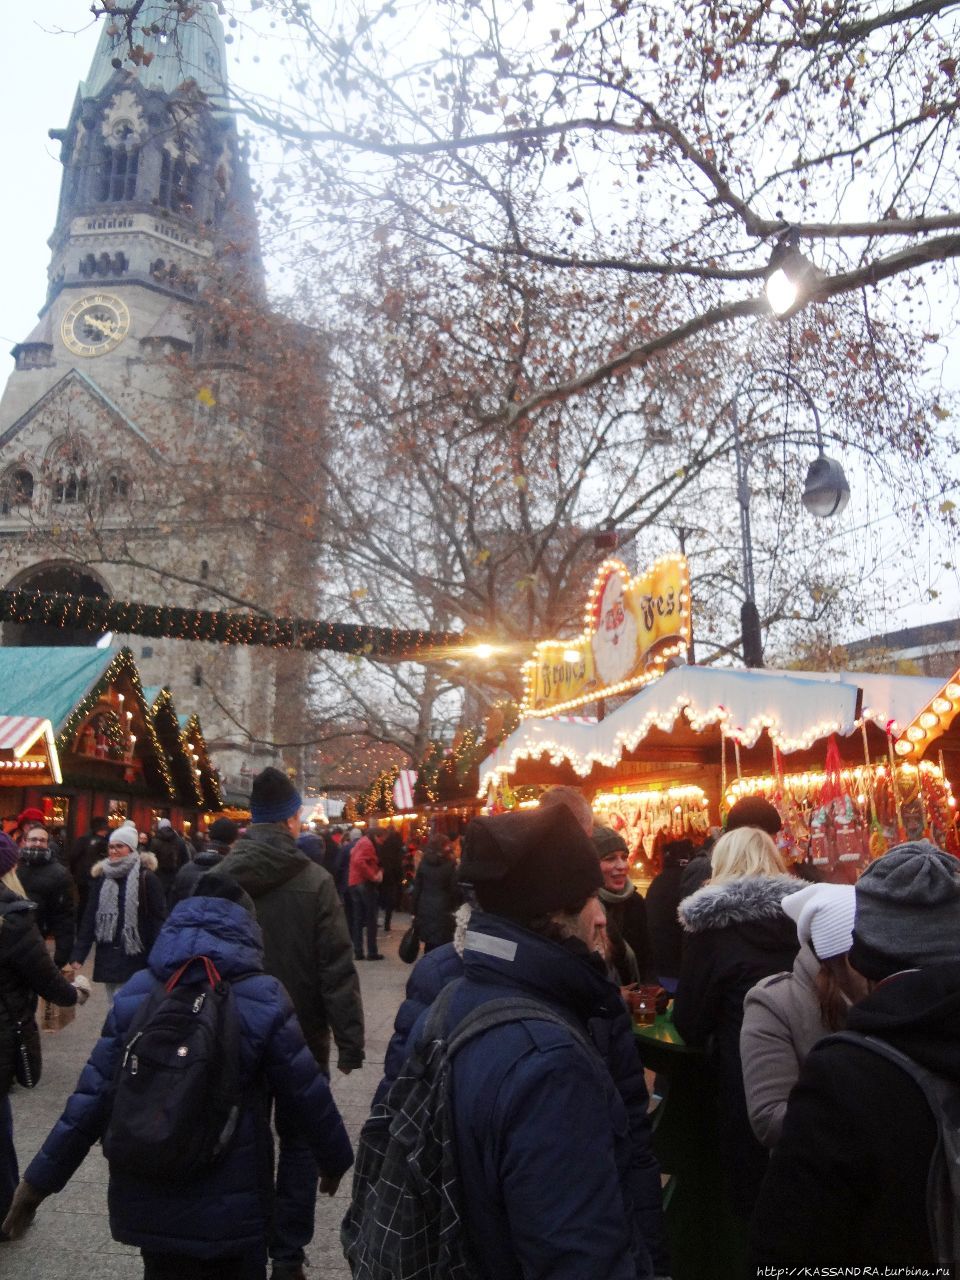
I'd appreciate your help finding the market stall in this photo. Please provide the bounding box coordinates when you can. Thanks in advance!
[0,716,62,789]
[143,691,224,836]
[479,559,960,880]
[0,647,178,838]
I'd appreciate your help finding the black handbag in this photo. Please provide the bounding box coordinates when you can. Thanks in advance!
[398,924,421,965]
[1,994,42,1089]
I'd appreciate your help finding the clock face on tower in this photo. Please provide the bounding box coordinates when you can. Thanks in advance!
[60,293,131,357]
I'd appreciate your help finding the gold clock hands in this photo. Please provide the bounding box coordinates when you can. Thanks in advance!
[83,315,118,338]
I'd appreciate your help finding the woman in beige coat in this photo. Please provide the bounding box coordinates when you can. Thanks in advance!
[740,881,867,1149]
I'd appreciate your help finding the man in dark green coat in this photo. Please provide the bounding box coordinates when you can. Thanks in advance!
[219,766,364,1280]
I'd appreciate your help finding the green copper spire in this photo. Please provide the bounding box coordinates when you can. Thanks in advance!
[81,1,230,106]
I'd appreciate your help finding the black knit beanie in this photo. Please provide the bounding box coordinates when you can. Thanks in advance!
[460,805,602,922]
[208,817,239,846]
[192,870,257,917]
[250,767,302,825]
[850,841,960,980]
[725,795,783,836]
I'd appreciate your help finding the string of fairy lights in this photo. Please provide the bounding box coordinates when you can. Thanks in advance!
[57,649,177,800]
[149,688,204,808]
[56,649,222,808]
[0,590,460,658]
[356,704,519,816]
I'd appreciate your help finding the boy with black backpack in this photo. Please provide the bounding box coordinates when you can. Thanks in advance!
[2,875,353,1279]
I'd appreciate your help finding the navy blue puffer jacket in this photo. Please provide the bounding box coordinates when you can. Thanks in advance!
[402,912,667,1279]
[374,939,464,1105]
[25,897,353,1259]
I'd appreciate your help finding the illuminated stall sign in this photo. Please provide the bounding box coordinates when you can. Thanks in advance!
[522,555,692,716]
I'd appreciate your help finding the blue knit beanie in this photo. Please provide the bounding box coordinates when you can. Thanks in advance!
[250,766,302,825]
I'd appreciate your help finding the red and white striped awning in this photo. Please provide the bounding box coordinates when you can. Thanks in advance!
[0,716,62,785]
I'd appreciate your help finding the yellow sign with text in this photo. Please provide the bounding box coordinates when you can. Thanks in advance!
[522,556,691,715]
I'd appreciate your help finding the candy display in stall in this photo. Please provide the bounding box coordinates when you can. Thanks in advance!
[593,785,711,877]
[723,757,959,874]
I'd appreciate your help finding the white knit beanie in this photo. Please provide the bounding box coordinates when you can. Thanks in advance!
[109,821,139,851]
[781,882,856,960]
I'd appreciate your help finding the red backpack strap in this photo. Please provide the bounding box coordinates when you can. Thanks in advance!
[165,955,223,992]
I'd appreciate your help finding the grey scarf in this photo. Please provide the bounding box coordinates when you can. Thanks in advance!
[95,852,144,955]
[19,847,52,866]
[599,883,635,907]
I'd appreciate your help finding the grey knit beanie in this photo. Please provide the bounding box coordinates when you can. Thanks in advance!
[850,841,960,980]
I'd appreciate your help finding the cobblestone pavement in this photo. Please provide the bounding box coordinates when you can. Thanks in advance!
[3,913,412,1279]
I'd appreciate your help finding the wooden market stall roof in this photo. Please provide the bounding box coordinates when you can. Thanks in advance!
[479,665,960,793]
[0,646,175,799]
[177,712,224,812]
[144,686,204,809]
[0,716,61,786]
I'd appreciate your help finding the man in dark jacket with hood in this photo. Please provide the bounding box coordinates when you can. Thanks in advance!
[217,766,363,1280]
[429,804,668,1279]
[752,841,960,1269]
[148,819,189,900]
[67,815,109,926]
[168,817,238,907]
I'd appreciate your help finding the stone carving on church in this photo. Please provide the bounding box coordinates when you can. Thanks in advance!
[101,91,148,145]
[79,251,129,280]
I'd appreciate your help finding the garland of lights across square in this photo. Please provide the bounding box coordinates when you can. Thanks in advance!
[0,590,460,658]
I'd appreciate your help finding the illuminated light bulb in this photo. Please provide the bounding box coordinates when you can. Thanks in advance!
[894,740,914,755]
[906,725,926,742]
[856,793,867,806]
[920,711,940,730]
[951,797,958,808]
[948,683,960,699]
[933,698,952,715]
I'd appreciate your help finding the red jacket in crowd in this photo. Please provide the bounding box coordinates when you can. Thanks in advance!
[348,836,381,888]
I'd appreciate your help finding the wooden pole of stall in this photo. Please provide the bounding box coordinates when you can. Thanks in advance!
[860,720,878,826]
[886,729,905,838]
[939,749,959,842]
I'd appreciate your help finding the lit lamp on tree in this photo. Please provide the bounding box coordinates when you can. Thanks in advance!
[731,368,850,668]
[764,226,825,319]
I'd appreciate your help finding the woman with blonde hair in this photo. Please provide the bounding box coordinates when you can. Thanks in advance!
[0,833,87,1237]
[673,822,802,1237]
[708,825,789,883]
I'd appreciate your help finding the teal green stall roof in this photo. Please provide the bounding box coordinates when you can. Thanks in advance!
[0,647,118,733]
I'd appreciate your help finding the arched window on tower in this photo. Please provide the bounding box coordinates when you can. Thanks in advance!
[106,470,130,500]
[98,137,139,203]
[0,468,34,516]
[50,438,91,507]
[159,151,196,214]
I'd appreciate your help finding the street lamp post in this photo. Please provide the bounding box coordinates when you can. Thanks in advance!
[730,369,850,668]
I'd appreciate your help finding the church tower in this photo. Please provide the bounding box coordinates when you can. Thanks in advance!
[0,2,304,805]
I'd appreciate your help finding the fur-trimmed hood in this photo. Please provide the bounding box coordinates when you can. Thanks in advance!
[90,851,158,879]
[678,873,802,934]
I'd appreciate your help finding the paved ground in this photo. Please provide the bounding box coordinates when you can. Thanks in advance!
[3,914,412,1279]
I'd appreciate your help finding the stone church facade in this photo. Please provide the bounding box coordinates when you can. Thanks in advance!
[0,3,310,803]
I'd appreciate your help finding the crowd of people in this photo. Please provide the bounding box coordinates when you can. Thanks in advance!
[0,773,956,1278]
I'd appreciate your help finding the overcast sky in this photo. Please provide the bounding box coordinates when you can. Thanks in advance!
[2,1,959,643]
